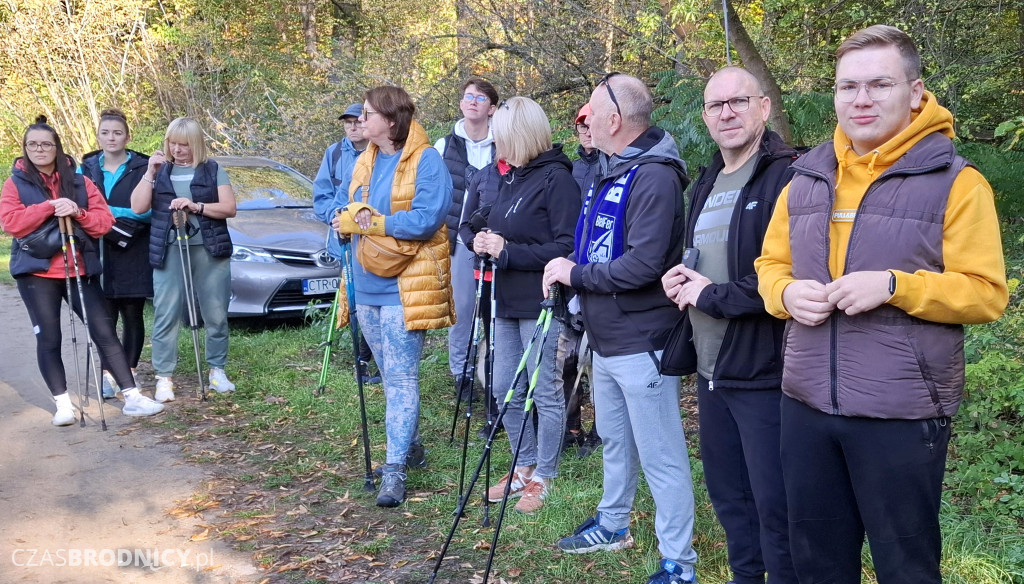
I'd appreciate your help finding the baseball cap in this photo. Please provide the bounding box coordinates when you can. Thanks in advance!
[339,103,363,120]
[575,103,592,125]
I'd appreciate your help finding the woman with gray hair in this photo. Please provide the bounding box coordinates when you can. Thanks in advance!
[473,96,580,514]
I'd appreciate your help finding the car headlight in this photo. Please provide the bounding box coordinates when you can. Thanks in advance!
[231,245,279,263]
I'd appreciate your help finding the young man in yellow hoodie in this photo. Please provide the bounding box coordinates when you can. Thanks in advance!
[755,25,1007,584]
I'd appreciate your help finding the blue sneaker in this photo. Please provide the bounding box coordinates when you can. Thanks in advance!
[556,513,634,554]
[646,558,697,584]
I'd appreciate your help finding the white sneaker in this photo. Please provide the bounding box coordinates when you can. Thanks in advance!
[155,376,176,403]
[208,368,236,393]
[121,388,165,417]
[52,393,76,426]
[101,371,119,399]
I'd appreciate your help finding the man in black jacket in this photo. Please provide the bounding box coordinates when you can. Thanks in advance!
[661,66,798,584]
[544,73,698,584]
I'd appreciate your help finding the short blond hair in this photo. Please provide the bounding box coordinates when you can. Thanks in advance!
[836,25,921,81]
[163,117,209,166]
[491,97,552,167]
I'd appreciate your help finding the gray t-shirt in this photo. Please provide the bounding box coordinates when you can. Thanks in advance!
[170,164,230,245]
[689,154,758,379]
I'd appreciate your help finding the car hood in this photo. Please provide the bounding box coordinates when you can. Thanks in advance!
[229,208,330,252]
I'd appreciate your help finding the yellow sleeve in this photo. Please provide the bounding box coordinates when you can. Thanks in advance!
[887,167,1008,324]
[754,184,796,319]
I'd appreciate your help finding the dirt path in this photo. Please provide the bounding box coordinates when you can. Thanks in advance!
[0,284,259,584]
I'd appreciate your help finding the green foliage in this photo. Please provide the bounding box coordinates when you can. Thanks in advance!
[995,116,1024,151]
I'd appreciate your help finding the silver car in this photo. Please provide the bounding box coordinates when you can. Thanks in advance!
[217,156,341,317]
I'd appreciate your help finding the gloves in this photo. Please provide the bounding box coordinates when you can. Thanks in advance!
[336,201,386,236]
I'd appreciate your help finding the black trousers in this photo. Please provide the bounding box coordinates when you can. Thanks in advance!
[698,376,795,584]
[780,395,949,584]
[17,275,135,397]
[101,296,147,370]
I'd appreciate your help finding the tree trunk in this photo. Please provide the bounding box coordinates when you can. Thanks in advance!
[723,0,793,143]
[299,0,318,57]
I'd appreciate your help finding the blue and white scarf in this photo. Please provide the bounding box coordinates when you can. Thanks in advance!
[574,165,639,265]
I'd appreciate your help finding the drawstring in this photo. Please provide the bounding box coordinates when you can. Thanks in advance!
[866,150,880,177]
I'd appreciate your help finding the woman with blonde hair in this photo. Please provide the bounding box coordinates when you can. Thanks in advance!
[131,117,237,402]
[335,85,453,507]
[474,96,580,514]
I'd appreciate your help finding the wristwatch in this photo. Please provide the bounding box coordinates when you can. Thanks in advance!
[888,271,896,295]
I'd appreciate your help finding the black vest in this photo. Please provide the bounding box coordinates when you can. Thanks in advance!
[149,160,232,269]
[442,133,494,249]
[8,169,100,277]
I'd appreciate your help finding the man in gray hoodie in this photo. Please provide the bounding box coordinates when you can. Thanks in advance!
[544,73,698,584]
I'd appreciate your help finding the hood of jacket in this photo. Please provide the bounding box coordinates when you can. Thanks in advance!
[576,144,600,164]
[510,145,573,179]
[601,125,687,181]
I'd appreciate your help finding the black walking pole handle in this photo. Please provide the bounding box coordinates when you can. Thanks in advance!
[541,283,559,309]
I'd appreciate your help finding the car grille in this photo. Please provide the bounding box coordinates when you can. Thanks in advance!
[265,248,339,270]
[267,280,334,313]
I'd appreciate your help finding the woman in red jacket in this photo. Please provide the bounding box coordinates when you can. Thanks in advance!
[0,116,165,426]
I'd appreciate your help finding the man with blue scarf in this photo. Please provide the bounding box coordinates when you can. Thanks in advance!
[543,73,698,584]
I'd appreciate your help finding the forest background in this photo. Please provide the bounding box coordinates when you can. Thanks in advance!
[2,1,1024,580]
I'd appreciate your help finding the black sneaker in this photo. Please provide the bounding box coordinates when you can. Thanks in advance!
[477,420,504,441]
[357,360,382,384]
[561,430,585,452]
[578,429,602,459]
[455,375,474,402]
[373,443,426,478]
[376,464,407,507]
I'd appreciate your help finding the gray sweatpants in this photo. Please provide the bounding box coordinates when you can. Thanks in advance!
[492,316,565,479]
[593,350,698,574]
[447,245,477,377]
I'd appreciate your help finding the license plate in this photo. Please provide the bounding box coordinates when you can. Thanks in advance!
[302,277,340,295]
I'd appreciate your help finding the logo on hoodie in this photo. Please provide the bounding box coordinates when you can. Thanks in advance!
[832,209,857,223]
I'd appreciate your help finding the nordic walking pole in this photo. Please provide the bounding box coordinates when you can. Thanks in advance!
[446,253,485,440]
[452,255,489,511]
[316,288,341,396]
[57,217,87,426]
[61,216,108,431]
[425,301,551,584]
[173,209,206,401]
[341,238,375,492]
[482,256,497,527]
[482,286,557,584]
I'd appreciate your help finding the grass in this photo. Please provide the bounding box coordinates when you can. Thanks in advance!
[0,231,12,285]
[146,307,1024,584]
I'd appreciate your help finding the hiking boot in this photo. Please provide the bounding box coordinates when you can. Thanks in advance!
[646,559,697,584]
[357,360,382,384]
[373,443,427,478]
[561,430,585,452]
[209,368,236,393]
[154,376,175,403]
[578,429,603,458]
[121,388,165,417]
[376,464,407,507]
[101,371,119,399]
[556,513,634,554]
[486,468,532,503]
[52,393,76,427]
[514,477,550,514]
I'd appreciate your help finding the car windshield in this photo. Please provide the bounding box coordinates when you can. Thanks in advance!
[222,164,314,210]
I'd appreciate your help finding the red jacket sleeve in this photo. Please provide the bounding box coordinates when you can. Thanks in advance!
[0,178,56,238]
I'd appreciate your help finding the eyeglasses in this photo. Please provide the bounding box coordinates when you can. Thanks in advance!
[463,94,489,104]
[361,109,381,120]
[702,96,764,117]
[342,118,360,126]
[26,141,56,151]
[598,72,622,116]
[833,78,915,103]
[576,123,590,134]
[498,100,510,110]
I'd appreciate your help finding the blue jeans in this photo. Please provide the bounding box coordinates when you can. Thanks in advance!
[593,350,698,575]
[356,304,424,465]
[492,316,564,479]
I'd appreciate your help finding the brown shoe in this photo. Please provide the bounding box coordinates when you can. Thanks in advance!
[486,468,532,502]
[514,478,549,514]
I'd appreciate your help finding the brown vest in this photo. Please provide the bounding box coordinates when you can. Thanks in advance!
[783,133,969,419]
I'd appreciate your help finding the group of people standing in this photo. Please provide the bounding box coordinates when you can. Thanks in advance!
[325,24,1009,584]
[3,21,1009,584]
[1,111,238,426]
